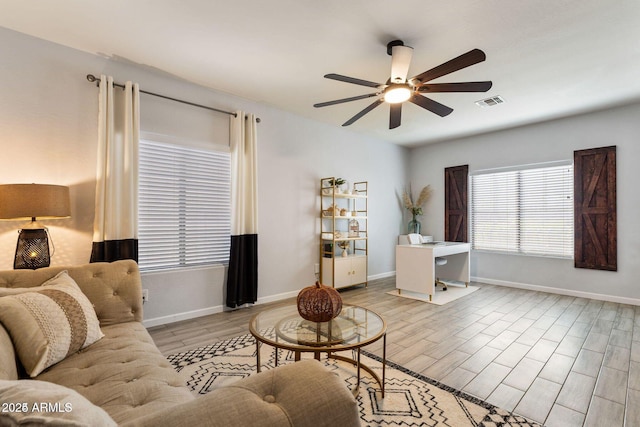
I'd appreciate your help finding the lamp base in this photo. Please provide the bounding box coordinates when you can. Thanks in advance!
[14,228,50,270]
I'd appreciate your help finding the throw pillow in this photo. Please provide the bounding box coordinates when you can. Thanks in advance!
[0,271,104,377]
[0,379,116,427]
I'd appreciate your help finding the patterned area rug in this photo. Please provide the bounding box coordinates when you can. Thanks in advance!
[167,333,542,427]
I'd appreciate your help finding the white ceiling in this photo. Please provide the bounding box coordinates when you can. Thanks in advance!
[2,0,640,147]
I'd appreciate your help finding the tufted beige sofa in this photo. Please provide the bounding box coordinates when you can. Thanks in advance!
[0,260,360,427]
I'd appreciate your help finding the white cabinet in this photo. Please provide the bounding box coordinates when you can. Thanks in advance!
[322,255,367,288]
[319,178,368,289]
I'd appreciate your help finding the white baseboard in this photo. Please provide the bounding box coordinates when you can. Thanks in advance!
[368,271,395,281]
[256,290,299,304]
[144,271,400,327]
[473,276,640,306]
[143,289,301,327]
[143,305,225,328]
[145,273,639,327]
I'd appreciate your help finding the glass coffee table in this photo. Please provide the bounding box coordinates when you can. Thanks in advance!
[249,304,387,396]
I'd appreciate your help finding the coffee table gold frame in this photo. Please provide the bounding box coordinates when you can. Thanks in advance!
[249,305,387,397]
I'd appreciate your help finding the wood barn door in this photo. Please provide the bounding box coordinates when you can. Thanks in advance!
[574,146,617,271]
[445,165,469,242]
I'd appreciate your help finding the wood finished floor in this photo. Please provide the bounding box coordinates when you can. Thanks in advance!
[148,278,640,426]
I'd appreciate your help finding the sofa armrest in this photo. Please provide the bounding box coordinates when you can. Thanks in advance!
[122,360,360,427]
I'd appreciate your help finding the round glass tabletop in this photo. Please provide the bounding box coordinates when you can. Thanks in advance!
[249,304,386,352]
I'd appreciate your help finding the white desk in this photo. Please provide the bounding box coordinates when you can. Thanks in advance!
[395,242,471,301]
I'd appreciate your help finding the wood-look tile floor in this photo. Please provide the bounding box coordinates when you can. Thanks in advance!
[148,278,640,426]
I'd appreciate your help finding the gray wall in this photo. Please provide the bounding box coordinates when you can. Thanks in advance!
[2,26,637,327]
[408,102,640,304]
[0,28,409,325]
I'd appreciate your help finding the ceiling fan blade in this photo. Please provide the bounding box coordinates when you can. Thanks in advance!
[410,94,453,117]
[324,73,382,88]
[418,81,493,93]
[390,45,413,83]
[389,103,402,129]
[410,49,487,85]
[342,99,384,126]
[314,93,379,108]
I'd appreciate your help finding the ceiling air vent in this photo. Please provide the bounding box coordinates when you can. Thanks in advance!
[475,95,505,108]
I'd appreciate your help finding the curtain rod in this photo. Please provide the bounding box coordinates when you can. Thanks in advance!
[86,74,261,122]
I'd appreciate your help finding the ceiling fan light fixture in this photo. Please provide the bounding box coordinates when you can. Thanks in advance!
[315,44,491,129]
[390,44,413,83]
[384,84,412,103]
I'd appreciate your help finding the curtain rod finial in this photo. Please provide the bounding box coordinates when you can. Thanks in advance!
[86,74,100,87]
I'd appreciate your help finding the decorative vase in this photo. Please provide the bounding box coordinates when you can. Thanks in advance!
[296,281,343,322]
[408,215,421,234]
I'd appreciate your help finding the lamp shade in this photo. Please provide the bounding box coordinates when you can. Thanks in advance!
[0,184,71,220]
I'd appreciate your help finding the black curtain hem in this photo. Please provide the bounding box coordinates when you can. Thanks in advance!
[90,239,139,263]
[226,234,258,308]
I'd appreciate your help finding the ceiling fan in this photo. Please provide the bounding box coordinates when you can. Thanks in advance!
[313,40,492,129]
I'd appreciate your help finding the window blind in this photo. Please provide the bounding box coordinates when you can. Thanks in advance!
[470,163,573,258]
[138,139,231,271]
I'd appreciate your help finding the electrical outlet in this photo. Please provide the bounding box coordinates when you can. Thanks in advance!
[314,263,320,274]
[142,289,149,303]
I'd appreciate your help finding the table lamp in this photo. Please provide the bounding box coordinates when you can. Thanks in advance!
[0,184,71,269]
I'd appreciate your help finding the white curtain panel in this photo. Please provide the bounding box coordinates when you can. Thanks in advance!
[90,75,140,262]
[226,111,259,308]
[230,112,258,235]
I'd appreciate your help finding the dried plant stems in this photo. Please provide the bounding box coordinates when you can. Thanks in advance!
[403,184,432,215]
[402,191,413,210]
[415,185,432,208]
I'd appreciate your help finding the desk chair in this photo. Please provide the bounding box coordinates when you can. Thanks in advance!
[435,257,448,291]
[407,234,448,291]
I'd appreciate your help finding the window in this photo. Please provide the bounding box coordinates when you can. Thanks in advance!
[138,139,231,271]
[470,162,573,258]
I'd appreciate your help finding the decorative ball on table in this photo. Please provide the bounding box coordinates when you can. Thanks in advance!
[296,281,343,322]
